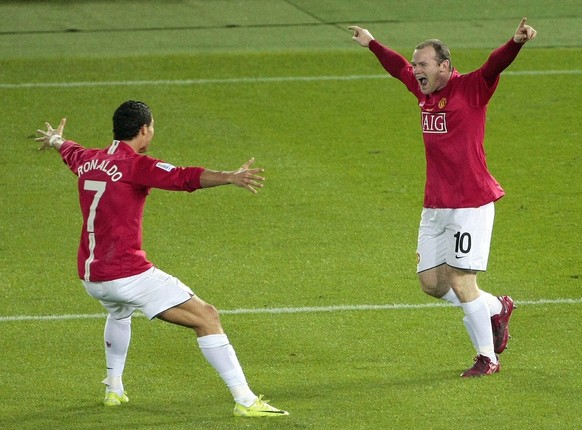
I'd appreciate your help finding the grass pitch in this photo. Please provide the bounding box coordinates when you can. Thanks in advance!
[1,1,581,429]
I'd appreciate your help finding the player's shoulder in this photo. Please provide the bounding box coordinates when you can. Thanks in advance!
[62,141,102,160]
[129,152,174,174]
[448,69,489,91]
[457,66,490,81]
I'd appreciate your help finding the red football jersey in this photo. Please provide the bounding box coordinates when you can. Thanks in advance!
[60,140,204,282]
[369,39,523,208]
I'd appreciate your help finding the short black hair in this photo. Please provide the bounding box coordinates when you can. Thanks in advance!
[415,39,453,70]
[112,100,152,140]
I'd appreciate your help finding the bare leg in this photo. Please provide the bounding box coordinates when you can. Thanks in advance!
[417,264,451,299]
[157,294,223,336]
[157,296,257,406]
[418,265,495,362]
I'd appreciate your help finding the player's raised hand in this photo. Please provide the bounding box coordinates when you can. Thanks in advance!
[232,157,265,193]
[348,26,375,47]
[513,18,537,44]
[36,117,67,151]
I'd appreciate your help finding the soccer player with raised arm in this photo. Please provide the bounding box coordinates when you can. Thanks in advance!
[349,19,537,376]
[35,100,288,417]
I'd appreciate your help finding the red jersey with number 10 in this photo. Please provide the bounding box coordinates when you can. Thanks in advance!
[369,39,524,208]
[60,140,204,282]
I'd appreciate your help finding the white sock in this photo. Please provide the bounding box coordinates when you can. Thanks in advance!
[441,288,462,307]
[481,291,503,317]
[198,334,257,406]
[103,314,131,395]
[462,316,479,353]
[442,290,478,350]
[461,295,497,363]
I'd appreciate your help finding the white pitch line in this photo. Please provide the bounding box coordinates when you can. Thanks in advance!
[1,298,580,323]
[0,70,581,89]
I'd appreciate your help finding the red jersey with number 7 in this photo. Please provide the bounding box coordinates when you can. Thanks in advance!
[369,39,524,208]
[60,140,204,282]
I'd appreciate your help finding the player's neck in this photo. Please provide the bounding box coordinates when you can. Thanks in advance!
[433,70,453,93]
[124,138,149,154]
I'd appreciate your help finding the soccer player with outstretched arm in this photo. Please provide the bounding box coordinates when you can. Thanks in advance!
[36,100,288,417]
[349,18,537,376]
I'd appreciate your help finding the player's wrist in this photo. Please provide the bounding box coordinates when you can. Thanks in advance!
[49,134,65,149]
[227,171,237,185]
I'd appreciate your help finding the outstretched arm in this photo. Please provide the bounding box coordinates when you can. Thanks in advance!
[200,158,265,194]
[348,25,375,47]
[36,118,67,151]
[348,25,411,81]
[481,18,537,85]
[513,17,537,44]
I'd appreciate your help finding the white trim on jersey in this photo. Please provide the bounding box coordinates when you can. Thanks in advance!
[85,233,96,282]
[107,140,120,155]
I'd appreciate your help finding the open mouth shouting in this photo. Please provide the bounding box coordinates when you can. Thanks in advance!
[418,76,429,91]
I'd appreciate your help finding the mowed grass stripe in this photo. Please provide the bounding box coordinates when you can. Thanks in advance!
[1,297,580,322]
[1,69,581,89]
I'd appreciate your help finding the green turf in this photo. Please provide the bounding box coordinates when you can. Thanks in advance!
[1,1,581,429]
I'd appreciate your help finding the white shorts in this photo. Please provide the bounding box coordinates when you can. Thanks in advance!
[82,267,194,320]
[416,203,495,273]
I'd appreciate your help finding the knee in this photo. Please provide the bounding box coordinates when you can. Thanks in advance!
[197,302,223,333]
[419,279,440,298]
[418,272,448,299]
[202,303,220,322]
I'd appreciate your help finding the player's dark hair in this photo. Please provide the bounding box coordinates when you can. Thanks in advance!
[112,100,152,140]
[415,39,453,70]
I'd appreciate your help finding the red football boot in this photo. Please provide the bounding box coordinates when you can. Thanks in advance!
[461,355,500,378]
[491,296,515,354]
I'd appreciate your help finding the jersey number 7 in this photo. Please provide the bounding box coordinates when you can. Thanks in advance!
[83,180,107,281]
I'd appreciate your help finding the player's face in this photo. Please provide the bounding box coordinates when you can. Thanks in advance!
[138,118,155,153]
[411,47,450,95]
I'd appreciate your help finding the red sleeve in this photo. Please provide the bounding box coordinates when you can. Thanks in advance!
[129,155,204,192]
[368,40,418,93]
[59,140,93,174]
[369,40,410,77]
[480,39,523,86]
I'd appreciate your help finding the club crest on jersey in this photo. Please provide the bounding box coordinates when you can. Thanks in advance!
[438,97,447,109]
[421,112,447,134]
[155,162,176,172]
